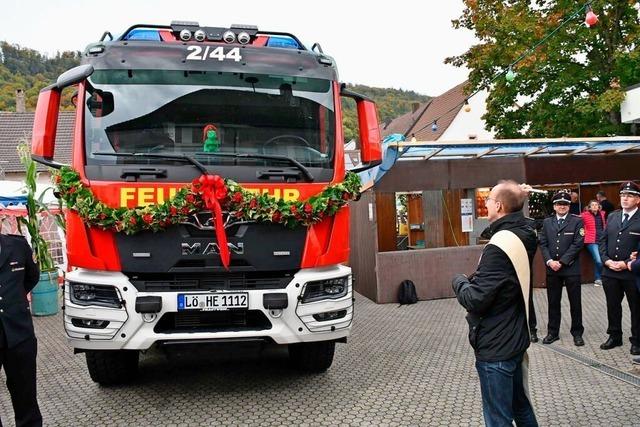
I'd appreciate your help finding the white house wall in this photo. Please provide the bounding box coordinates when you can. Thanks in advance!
[621,84,640,124]
[438,90,495,141]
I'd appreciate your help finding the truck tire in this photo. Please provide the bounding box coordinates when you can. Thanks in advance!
[85,350,139,385]
[288,341,335,373]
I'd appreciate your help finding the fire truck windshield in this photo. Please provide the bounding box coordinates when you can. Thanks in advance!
[84,70,336,181]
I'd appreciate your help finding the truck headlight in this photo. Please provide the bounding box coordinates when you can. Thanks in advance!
[68,282,121,308]
[302,276,349,303]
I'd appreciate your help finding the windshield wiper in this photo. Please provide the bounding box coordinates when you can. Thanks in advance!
[195,152,314,182]
[92,152,208,175]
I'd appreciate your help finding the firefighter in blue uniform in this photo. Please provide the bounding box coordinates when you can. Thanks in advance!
[599,181,640,356]
[539,191,585,346]
[0,233,42,427]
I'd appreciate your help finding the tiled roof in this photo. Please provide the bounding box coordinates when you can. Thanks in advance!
[0,111,75,173]
[407,81,468,141]
[382,102,431,138]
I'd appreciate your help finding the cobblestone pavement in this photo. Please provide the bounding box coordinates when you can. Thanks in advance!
[1,285,639,426]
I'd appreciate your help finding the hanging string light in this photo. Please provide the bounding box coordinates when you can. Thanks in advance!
[585,4,599,27]
[464,99,471,112]
[431,121,438,132]
[505,67,516,82]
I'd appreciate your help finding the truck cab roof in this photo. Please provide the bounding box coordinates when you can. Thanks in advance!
[82,23,339,81]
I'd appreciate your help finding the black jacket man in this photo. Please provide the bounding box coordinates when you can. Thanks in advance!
[0,233,42,427]
[452,181,538,427]
[539,191,585,346]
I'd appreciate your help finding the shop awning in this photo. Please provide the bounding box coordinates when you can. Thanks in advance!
[390,136,640,161]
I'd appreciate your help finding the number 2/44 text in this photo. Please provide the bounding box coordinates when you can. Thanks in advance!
[186,46,242,62]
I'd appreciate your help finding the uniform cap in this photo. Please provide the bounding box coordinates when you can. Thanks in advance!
[619,181,640,196]
[552,191,571,204]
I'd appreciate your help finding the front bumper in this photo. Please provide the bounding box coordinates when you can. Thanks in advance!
[63,265,353,350]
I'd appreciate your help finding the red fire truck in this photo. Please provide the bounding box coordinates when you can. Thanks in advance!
[31,22,382,385]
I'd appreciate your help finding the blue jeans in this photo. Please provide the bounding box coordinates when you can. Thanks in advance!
[586,243,603,281]
[475,352,538,427]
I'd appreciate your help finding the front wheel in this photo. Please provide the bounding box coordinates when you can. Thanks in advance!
[288,341,335,373]
[85,350,139,386]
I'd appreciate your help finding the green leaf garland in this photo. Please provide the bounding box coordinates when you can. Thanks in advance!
[53,167,361,234]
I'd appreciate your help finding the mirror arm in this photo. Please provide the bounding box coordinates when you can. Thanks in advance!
[31,154,69,170]
[349,160,382,173]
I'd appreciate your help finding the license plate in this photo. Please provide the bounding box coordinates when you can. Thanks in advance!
[177,293,248,311]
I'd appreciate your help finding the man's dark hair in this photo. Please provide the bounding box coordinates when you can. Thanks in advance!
[495,180,525,213]
[596,191,606,198]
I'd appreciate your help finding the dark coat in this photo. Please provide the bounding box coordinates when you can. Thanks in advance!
[539,214,584,277]
[600,199,615,219]
[452,212,537,362]
[0,234,40,348]
[599,210,640,280]
[628,242,640,292]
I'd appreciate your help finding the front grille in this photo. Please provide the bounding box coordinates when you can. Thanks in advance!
[127,271,295,292]
[154,310,272,334]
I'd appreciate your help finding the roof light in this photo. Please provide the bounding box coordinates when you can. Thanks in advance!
[179,29,192,41]
[237,31,251,45]
[223,30,236,43]
[88,46,105,54]
[123,29,161,41]
[266,36,300,49]
[318,55,333,66]
[194,29,206,42]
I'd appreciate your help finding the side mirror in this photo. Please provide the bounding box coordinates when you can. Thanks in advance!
[56,64,94,90]
[340,85,382,172]
[31,65,94,168]
[356,99,382,164]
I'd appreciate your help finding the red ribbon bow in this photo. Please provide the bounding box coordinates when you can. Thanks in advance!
[197,174,230,269]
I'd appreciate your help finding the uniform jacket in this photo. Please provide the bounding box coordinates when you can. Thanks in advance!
[628,242,640,292]
[0,234,40,348]
[539,214,584,277]
[580,210,606,244]
[599,210,640,280]
[452,212,537,362]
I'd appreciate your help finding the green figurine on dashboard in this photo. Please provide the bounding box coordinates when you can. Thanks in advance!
[203,124,220,152]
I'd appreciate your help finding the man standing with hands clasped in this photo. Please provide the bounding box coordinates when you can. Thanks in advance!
[0,233,42,427]
[538,191,585,346]
[452,180,538,427]
[599,181,640,356]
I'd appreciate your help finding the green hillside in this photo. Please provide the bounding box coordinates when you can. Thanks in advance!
[0,42,430,141]
[0,42,81,111]
[341,84,430,142]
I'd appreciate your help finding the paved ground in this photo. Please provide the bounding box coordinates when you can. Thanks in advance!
[1,285,639,426]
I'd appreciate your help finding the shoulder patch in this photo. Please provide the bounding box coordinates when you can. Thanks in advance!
[579,228,585,236]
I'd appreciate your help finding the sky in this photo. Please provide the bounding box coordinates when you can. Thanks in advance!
[0,0,477,96]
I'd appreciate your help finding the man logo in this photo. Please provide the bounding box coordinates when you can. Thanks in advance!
[181,242,244,256]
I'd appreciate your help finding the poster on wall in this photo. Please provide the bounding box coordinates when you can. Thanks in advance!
[475,188,490,218]
[461,198,473,232]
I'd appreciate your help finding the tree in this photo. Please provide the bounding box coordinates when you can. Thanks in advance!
[447,0,640,138]
[0,41,81,111]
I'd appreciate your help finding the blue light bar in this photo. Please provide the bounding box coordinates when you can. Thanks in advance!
[124,29,161,41]
[266,36,300,49]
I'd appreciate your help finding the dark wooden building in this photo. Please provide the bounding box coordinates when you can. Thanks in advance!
[350,137,640,303]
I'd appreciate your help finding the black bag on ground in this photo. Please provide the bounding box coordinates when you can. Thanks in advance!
[398,280,418,305]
